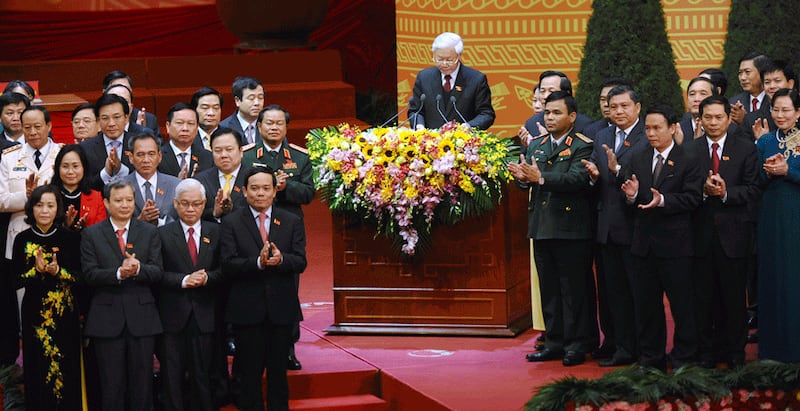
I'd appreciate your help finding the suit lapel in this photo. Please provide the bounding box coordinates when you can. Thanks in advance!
[170,222,194,269]
[101,220,125,259]
[154,174,168,210]
[240,208,264,247]
[161,146,180,175]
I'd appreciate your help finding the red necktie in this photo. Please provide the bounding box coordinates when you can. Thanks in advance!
[752,98,758,112]
[444,74,452,93]
[711,142,720,174]
[258,213,268,244]
[116,228,126,254]
[187,227,198,266]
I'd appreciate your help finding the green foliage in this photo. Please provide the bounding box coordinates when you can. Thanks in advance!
[525,361,800,411]
[721,0,800,97]
[576,0,684,118]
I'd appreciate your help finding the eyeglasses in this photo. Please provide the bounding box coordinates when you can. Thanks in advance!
[177,201,205,209]
[433,58,459,66]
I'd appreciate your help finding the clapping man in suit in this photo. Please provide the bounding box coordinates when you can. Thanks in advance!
[243,104,314,370]
[158,178,222,411]
[81,178,163,411]
[582,85,647,366]
[620,105,704,371]
[81,93,146,190]
[729,52,767,125]
[158,102,213,179]
[508,91,596,366]
[408,32,495,130]
[125,131,180,226]
[688,96,760,369]
[192,87,224,151]
[219,77,264,145]
[221,166,307,411]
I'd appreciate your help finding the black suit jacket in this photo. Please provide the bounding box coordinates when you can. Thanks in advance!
[193,166,249,221]
[158,221,222,333]
[582,118,612,140]
[687,135,760,258]
[80,124,148,190]
[408,65,495,130]
[158,140,214,178]
[219,113,260,146]
[81,218,164,338]
[221,207,306,326]
[130,108,160,137]
[623,143,704,258]
[591,120,648,245]
[741,99,775,141]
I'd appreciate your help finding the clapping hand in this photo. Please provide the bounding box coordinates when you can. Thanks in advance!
[213,188,232,218]
[105,144,122,176]
[25,173,39,198]
[259,242,282,267]
[119,251,140,279]
[137,199,160,224]
[35,248,60,276]
[764,153,788,176]
[184,269,208,288]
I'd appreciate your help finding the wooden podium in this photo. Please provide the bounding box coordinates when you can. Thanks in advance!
[325,185,532,337]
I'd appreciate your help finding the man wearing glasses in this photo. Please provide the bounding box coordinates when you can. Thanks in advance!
[408,32,495,130]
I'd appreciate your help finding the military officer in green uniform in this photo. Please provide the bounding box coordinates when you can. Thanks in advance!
[508,91,597,367]
[241,104,314,370]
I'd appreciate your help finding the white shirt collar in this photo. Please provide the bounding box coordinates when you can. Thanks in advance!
[249,205,272,221]
[169,140,191,158]
[25,139,53,160]
[617,118,639,136]
[653,141,675,159]
[441,64,461,85]
[706,134,727,151]
[236,112,255,131]
[180,220,201,236]
[135,172,158,192]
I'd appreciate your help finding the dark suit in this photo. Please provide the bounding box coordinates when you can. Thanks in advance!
[221,206,306,411]
[623,143,703,369]
[80,125,148,191]
[582,118,612,140]
[158,221,222,411]
[524,130,596,354]
[219,113,260,146]
[525,111,594,137]
[742,99,775,141]
[590,121,648,361]
[194,166,248,222]
[81,218,163,411]
[193,165,249,404]
[130,108,160,137]
[730,92,757,114]
[242,140,314,349]
[158,141,214,178]
[127,172,180,225]
[687,135,760,365]
[408,65,495,130]
[0,138,19,366]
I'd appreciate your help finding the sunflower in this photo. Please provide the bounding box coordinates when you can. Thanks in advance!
[438,138,455,154]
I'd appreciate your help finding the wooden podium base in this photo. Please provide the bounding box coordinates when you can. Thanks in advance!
[325,185,532,337]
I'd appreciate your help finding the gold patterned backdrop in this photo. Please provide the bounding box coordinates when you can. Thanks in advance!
[396,0,732,137]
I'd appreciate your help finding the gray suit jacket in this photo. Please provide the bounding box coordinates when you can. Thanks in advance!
[126,171,180,224]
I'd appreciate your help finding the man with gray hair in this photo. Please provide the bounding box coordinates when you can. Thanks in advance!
[158,178,222,411]
[408,32,495,130]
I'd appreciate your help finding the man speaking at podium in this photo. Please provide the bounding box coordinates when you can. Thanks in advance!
[408,32,495,130]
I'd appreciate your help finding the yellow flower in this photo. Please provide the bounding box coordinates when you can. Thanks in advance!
[438,138,455,154]
[459,175,475,194]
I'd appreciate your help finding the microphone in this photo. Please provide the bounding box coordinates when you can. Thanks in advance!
[381,96,414,128]
[450,95,468,125]
[409,93,426,129]
[435,94,447,124]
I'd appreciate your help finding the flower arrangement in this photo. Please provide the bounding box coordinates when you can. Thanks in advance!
[21,242,75,400]
[306,122,518,255]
